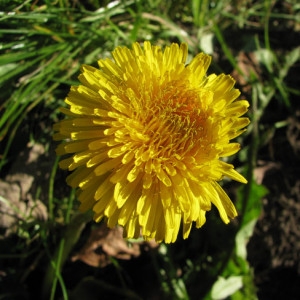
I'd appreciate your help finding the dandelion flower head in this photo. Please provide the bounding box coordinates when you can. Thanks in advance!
[53,41,250,243]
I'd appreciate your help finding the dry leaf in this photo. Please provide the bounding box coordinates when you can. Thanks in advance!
[71,223,142,267]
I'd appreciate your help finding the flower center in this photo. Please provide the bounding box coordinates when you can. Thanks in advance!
[138,82,208,159]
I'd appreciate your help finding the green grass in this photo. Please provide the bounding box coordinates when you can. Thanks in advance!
[0,0,299,299]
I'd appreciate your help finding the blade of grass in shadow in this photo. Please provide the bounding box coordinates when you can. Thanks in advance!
[212,23,244,76]
[42,208,93,299]
[48,155,60,221]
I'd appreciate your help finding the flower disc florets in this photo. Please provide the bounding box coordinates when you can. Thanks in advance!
[54,41,250,243]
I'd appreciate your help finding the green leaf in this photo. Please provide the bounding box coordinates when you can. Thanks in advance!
[199,32,214,55]
[237,180,268,228]
[235,219,257,260]
[211,276,243,300]
[254,48,276,73]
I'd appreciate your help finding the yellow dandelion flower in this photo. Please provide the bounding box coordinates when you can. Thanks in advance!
[53,41,250,243]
